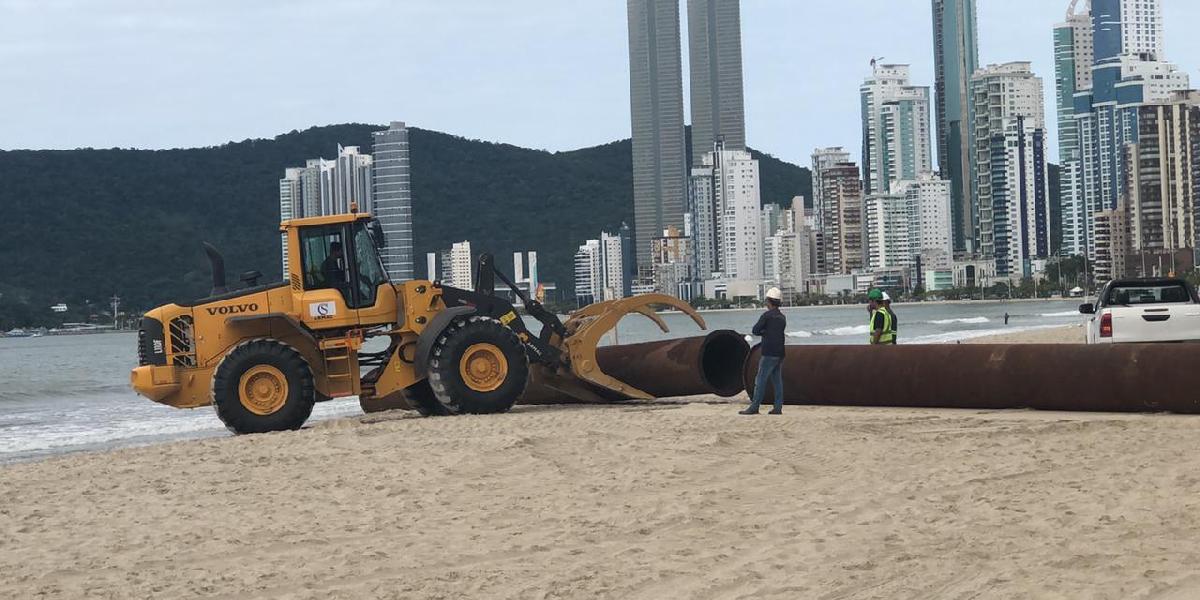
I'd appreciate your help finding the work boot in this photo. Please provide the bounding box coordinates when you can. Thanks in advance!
[768,408,783,415]
[738,408,759,415]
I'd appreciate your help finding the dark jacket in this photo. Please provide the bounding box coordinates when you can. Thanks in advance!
[753,308,787,357]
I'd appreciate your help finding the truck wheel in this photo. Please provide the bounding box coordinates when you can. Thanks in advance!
[403,380,451,417]
[428,316,528,415]
[211,339,316,434]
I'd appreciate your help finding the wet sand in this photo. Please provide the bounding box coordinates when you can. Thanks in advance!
[3,325,1196,599]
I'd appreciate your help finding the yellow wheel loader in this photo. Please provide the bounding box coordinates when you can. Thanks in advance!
[129,212,701,434]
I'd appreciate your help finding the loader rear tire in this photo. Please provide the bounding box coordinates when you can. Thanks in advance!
[212,339,316,434]
[428,316,528,415]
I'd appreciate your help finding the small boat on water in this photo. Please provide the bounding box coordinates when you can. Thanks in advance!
[4,328,35,338]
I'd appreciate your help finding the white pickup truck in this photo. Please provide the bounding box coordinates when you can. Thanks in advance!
[1079,278,1200,343]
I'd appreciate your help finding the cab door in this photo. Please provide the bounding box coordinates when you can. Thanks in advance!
[346,221,398,326]
[296,223,361,330]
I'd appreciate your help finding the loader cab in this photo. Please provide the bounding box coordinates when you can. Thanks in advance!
[285,214,395,329]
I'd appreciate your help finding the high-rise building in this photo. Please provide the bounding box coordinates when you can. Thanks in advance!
[865,176,953,272]
[931,0,979,252]
[1093,203,1128,281]
[300,158,333,219]
[860,63,933,196]
[1128,91,1200,253]
[278,148,368,276]
[574,240,602,307]
[372,121,416,282]
[332,145,373,215]
[821,162,865,275]
[971,62,1051,279]
[1054,1,1095,257]
[761,203,785,239]
[651,226,694,298]
[628,0,687,268]
[599,231,627,301]
[688,164,718,277]
[690,143,762,281]
[687,0,746,165]
[1074,0,1189,260]
[810,147,852,239]
[448,241,473,290]
[279,168,303,274]
[618,222,635,297]
[574,226,633,306]
[791,201,821,291]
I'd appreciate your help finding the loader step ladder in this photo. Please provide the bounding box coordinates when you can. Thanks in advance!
[318,332,363,398]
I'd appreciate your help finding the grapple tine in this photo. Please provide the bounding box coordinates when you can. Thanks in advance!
[560,294,707,399]
[630,306,670,333]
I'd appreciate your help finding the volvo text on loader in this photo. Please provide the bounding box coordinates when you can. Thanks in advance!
[130,212,700,434]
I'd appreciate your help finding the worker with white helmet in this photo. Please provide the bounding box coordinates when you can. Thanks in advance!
[741,287,787,415]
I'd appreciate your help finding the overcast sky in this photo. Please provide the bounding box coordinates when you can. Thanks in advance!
[2,0,1198,166]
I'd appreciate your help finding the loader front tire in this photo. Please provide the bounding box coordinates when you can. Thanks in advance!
[428,317,528,415]
[402,380,451,417]
[212,339,316,434]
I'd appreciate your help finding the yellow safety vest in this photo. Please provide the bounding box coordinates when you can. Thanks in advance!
[870,308,896,345]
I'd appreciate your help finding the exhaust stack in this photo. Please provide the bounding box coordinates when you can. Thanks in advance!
[203,242,227,295]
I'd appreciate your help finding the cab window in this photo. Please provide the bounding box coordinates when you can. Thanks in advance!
[300,226,350,301]
[352,223,388,308]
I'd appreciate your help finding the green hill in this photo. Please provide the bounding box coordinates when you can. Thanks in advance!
[0,124,810,328]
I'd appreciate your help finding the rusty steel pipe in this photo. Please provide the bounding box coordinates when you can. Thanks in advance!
[742,344,1200,414]
[595,329,750,398]
[520,330,750,404]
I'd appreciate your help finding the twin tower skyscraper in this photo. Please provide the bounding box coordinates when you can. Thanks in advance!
[627,0,746,268]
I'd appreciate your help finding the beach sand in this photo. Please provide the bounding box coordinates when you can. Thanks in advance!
[4,326,1197,599]
[967,324,1085,344]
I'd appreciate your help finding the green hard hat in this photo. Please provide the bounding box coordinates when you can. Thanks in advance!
[868,288,884,301]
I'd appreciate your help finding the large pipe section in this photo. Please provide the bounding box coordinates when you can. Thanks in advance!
[742,344,1200,414]
[520,330,750,404]
[595,329,749,398]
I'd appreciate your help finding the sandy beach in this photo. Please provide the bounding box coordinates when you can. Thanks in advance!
[967,324,1085,344]
[5,325,1197,599]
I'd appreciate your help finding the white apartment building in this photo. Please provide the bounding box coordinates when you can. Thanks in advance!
[971,62,1050,279]
[448,241,473,290]
[599,231,625,301]
[810,147,851,236]
[279,168,303,273]
[690,143,763,283]
[331,145,373,215]
[574,229,628,306]
[1104,0,1164,59]
[860,63,933,196]
[866,176,953,273]
[574,240,602,307]
[689,166,718,278]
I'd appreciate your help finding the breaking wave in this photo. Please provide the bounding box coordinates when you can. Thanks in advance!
[1041,311,1080,317]
[929,317,990,325]
[815,325,871,337]
[786,330,813,338]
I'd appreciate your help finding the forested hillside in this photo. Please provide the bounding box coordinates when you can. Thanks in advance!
[0,124,810,327]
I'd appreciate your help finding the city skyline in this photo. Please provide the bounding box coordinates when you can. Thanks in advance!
[7,1,1200,169]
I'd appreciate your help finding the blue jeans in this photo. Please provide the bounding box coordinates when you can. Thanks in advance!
[747,355,784,412]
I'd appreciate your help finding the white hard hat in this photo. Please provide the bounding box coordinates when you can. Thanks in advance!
[882,291,892,301]
[765,287,783,301]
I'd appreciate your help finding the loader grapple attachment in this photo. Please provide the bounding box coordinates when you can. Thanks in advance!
[559,294,706,400]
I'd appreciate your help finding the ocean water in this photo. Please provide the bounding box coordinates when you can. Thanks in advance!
[0,299,1086,461]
